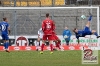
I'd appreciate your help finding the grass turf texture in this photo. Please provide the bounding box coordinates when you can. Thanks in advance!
[0,50,99,66]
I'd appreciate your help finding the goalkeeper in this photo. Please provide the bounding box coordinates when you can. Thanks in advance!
[62,27,71,46]
[73,15,98,42]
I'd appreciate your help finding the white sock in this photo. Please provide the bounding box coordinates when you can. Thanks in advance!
[36,41,39,49]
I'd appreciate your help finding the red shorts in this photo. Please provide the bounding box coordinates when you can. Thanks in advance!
[42,35,54,40]
[53,34,59,40]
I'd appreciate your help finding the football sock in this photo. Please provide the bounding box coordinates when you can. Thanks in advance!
[50,44,53,51]
[4,42,9,50]
[88,15,92,21]
[36,41,39,50]
[4,43,6,49]
[56,41,61,49]
[41,44,45,51]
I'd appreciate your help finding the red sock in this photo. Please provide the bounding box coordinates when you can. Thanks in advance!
[56,43,58,47]
[56,43,60,49]
[41,44,45,51]
[50,44,53,51]
[56,41,61,49]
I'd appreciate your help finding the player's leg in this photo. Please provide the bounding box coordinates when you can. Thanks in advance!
[53,37,61,50]
[55,39,61,50]
[40,40,45,54]
[36,38,40,51]
[48,35,54,54]
[65,38,70,46]
[91,30,100,38]
[5,40,10,52]
[57,38,61,46]
[84,15,92,35]
[40,35,46,54]
[5,34,10,52]
[53,35,61,50]
[36,42,39,51]
[49,40,53,54]
[2,34,10,53]
[52,35,57,50]
[1,34,6,49]
[86,15,92,27]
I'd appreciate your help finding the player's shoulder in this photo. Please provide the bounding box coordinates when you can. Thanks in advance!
[42,19,48,23]
[0,22,1,24]
[0,22,1,26]
[78,30,82,32]
[4,22,8,24]
[49,19,53,22]
[0,21,4,24]
[39,28,42,31]
[42,19,47,22]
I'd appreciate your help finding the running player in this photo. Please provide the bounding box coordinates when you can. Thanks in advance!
[40,13,55,54]
[0,17,10,53]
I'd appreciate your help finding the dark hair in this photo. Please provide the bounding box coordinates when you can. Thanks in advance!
[46,13,49,17]
[3,17,7,21]
[73,28,77,32]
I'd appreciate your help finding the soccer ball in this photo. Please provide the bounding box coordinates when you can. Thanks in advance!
[64,35,68,38]
[81,15,86,19]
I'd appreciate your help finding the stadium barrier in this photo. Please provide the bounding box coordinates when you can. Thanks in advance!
[0,35,100,51]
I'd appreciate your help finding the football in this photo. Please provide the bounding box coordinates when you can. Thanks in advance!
[81,15,86,19]
[64,35,68,38]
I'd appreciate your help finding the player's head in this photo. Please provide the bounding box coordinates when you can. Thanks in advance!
[65,27,68,30]
[3,17,8,22]
[46,13,49,18]
[73,28,78,33]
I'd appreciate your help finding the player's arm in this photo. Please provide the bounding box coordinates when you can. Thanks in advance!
[8,26,11,35]
[69,30,72,37]
[0,25,1,31]
[62,30,65,37]
[42,21,45,32]
[38,29,40,38]
[7,23,11,35]
[52,21,55,31]
[86,15,92,27]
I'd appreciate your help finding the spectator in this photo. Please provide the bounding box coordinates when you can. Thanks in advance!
[62,27,71,46]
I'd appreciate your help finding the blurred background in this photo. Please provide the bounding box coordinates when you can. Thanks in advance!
[0,0,100,7]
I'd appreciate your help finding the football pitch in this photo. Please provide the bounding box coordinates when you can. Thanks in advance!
[0,50,99,66]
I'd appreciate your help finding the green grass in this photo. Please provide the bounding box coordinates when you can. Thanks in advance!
[0,50,99,66]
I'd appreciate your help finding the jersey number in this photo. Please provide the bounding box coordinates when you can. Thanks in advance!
[1,24,6,31]
[46,22,51,29]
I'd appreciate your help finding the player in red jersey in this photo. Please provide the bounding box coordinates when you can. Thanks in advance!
[52,32,61,50]
[40,13,55,54]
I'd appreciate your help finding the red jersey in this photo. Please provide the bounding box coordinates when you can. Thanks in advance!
[42,18,55,35]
